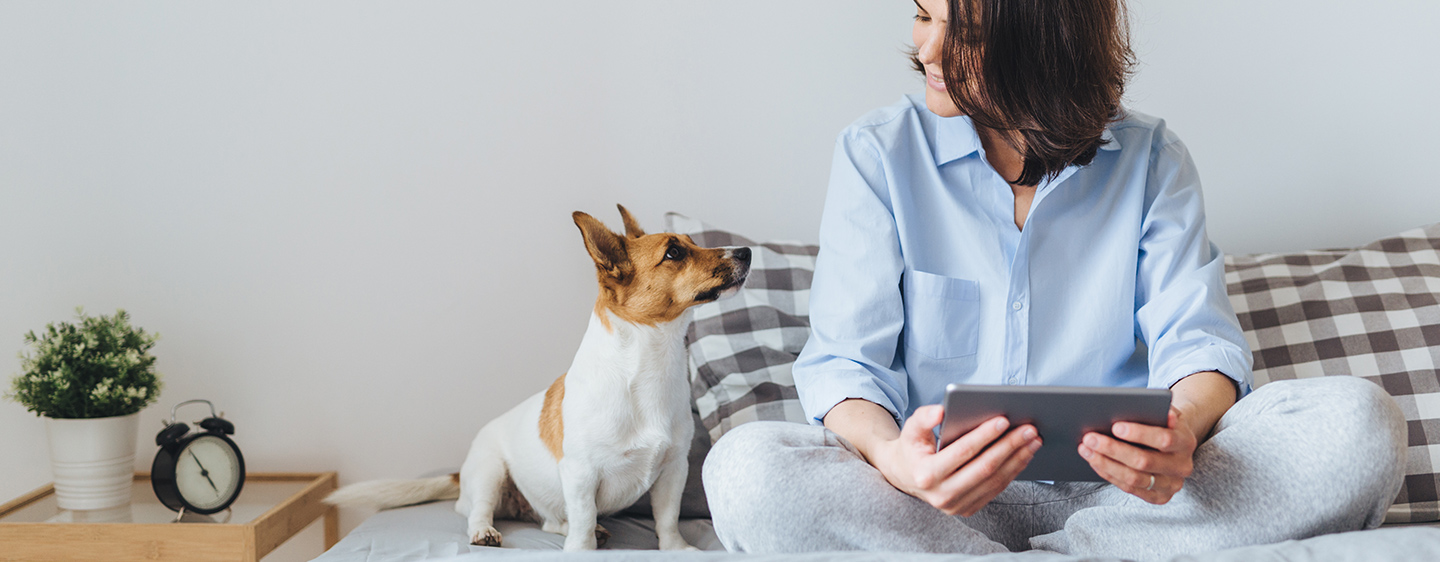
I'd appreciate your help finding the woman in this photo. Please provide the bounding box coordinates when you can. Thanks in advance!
[702,0,1407,558]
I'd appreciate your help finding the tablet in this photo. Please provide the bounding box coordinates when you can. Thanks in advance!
[938,384,1172,482]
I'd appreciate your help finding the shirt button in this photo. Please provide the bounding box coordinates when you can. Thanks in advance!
[1012,301,1024,311]
[1007,377,1019,384]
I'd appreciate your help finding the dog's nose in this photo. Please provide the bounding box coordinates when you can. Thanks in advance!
[732,247,751,263]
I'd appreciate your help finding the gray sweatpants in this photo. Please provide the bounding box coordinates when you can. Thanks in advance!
[703,377,1408,561]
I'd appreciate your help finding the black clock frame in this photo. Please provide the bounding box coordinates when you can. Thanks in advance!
[151,431,246,515]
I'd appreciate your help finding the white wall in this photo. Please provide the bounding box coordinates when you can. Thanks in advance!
[1,1,1436,559]
[1126,0,1440,254]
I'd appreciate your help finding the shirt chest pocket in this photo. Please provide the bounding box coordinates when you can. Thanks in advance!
[902,270,981,359]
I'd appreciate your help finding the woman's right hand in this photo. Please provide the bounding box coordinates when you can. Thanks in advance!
[869,405,1041,516]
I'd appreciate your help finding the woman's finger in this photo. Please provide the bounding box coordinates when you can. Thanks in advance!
[934,424,1038,498]
[899,405,946,450]
[1110,420,1188,454]
[1079,443,1175,504]
[944,423,1036,481]
[947,437,1041,516]
[1083,432,1182,477]
[931,416,1013,474]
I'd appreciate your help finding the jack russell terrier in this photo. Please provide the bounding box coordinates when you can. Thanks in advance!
[326,205,751,551]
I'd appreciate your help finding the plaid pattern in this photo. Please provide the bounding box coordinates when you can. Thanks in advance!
[667,213,814,441]
[672,212,1440,523]
[1225,223,1440,523]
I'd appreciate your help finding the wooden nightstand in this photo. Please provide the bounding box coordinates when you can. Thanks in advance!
[0,472,338,562]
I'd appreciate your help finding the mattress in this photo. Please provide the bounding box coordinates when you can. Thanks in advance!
[311,499,1440,562]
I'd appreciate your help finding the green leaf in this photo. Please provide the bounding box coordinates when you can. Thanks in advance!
[5,309,163,419]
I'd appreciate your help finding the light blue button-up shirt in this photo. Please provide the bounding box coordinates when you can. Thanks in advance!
[793,94,1253,427]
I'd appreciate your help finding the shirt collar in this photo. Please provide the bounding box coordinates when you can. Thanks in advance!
[1098,126,1121,152]
[930,110,1123,167]
[933,114,983,167]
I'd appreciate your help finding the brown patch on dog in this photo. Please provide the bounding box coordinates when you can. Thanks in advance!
[539,373,565,460]
[573,207,748,327]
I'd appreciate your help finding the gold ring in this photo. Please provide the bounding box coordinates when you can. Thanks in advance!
[1146,474,1156,491]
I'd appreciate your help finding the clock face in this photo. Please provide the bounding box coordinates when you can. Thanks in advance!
[174,435,243,511]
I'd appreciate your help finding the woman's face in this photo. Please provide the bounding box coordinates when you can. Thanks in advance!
[912,0,962,117]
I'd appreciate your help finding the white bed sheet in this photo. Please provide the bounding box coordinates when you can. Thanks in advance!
[311,499,1440,562]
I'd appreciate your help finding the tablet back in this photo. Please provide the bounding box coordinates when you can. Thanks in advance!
[939,384,1172,482]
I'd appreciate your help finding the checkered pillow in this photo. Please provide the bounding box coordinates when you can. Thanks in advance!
[666,213,814,441]
[1225,223,1440,523]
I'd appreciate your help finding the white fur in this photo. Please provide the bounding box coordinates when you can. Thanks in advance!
[324,475,458,510]
[458,308,697,550]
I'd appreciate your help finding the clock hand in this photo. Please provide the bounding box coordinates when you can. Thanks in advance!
[189,451,220,493]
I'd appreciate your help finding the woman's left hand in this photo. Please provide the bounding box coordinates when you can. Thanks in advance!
[1078,407,1197,504]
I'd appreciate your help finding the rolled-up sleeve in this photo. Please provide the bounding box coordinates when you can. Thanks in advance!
[1135,140,1254,397]
[793,132,910,427]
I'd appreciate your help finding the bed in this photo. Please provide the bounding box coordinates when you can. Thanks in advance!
[312,216,1440,562]
[310,499,1440,562]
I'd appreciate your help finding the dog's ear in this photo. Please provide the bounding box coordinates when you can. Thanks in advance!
[573,211,633,280]
[616,204,645,239]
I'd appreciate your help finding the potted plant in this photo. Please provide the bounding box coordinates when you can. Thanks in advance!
[6,308,162,510]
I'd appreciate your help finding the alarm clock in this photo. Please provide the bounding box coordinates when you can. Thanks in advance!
[151,399,246,516]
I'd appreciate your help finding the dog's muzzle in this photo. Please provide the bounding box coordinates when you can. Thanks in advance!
[697,247,752,303]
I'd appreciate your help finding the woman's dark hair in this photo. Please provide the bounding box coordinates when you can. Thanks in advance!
[912,0,1136,186]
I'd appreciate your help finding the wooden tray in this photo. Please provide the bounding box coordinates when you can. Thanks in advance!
[0,472,338,562]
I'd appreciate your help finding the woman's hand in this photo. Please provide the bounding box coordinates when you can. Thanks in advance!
[1078,407,1197,504]
[870,405,1042,516]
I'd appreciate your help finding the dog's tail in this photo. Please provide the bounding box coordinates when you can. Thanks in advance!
[324,473,461,510]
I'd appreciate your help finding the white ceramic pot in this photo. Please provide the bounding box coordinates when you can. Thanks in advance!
[44,412,140,511]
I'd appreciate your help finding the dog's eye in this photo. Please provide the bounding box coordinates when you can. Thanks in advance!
[663,246,685,262]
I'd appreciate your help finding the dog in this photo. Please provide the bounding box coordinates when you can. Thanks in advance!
[325,205,751,551]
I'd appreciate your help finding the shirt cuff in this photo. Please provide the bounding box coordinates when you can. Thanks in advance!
[798,374,904,428]
[1150,343,1254,398]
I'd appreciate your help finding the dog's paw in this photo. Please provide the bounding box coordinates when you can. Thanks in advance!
[562,535,598,551]
[595,523,611,548]
[469,526,502,547]
[658,535,695,551]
